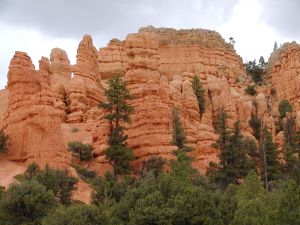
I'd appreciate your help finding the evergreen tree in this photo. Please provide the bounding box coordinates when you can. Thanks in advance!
[258,56,267,69]
[19,164,78,206]
[172,108,192,153]
[249,100,262,140]
[245,60,264,84]
[230,171,272,225]
[99,76,134,175]
[207,110,254,187]
[282,116,300,183]
[260,128,281,189]
[191,75,206,120]
[273,41,278,51]
[0,180,57,225]
[277,180,300,224]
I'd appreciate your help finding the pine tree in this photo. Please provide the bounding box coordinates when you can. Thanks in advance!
[249,100,262,140]
[273,41,278,51]
[283,116,300,183]
[260,128,281,189]
[172,108,192,153]
[99,76,134,175]
[191,75,206,120]
[207,109,254,187]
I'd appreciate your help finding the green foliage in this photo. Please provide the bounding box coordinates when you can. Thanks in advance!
[208,110,254,188]
[218,185,238,225]
[91,172,134,205]
[0,180,56,225]
[249,101,262,140]
[99,76,134,175]
[68,141,93,161]
[261,128,281,183]
[245,85,257,96]
[277,180,300,225]
[230,171,273,225]
[278,99,292,119]
[141,156,166,178]
[41,204,105,225]
[191,75,206,119]
[113,169,222,225]
[0,129,9,153]
[22,164,78,206]
[172,108,192,153]
[25,162,41,179]
[245,58,266,84]
[72,165,97,181]
[0,186,4,200]
[282,116,300,183]
[171,186,223,225]
[36,165,78,205]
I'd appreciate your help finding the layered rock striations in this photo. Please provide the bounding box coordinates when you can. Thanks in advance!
[4,27,298,174]
[67,35,103,123]
[3,52,70,168]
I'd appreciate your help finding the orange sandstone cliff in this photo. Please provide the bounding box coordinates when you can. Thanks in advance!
[0,26,299,177]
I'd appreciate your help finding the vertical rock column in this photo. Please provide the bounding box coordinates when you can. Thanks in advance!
[67,35,103,123]
[3,52,70,169]
[124,32,175,166]
[49,48,72,121]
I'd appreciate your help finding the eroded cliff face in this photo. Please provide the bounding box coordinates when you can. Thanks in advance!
[2,26,299,174]
[2,52,70,169]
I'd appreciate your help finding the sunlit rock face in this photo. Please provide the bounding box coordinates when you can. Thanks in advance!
[3,52,70,169]
[3,27,298,175]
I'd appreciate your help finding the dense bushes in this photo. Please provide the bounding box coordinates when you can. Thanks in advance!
[0,180,57,225]
[1,158,300,224]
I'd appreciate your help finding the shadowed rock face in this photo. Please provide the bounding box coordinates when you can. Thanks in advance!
[2,27,299,174]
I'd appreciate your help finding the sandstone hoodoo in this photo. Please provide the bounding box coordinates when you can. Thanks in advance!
[2,52,70,169]
[0,26,299,178]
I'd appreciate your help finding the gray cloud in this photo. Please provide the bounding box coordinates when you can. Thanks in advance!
[0,0,239,40]
[261,0,300,39]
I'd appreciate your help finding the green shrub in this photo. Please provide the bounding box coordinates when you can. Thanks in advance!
[73,165,97,181]
[0,180,56,225]
[41,205,103,225]
[245,85,257,96]
[35,165,78,205]
[68,142,93,161]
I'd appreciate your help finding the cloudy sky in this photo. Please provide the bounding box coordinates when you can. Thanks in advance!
[0,0,299,88]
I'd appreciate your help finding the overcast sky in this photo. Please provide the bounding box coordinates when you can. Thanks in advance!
[0,0,299,89]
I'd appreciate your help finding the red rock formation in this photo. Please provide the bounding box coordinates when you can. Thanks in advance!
[3,52,70,169]
[93,28,255,171]
[268,42,300,115]
[3,27,291,176]
[67,35,103,123]
[98,38,127,79]
[50,48,72,121]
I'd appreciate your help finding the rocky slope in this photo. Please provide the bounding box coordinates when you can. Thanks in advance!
[0,26,299,177]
